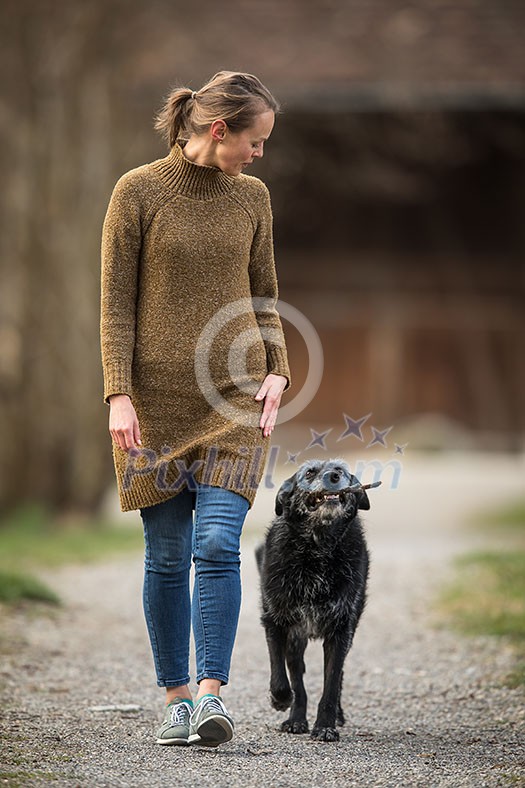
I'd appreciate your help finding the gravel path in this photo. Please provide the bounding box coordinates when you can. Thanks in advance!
[1,450,524,787]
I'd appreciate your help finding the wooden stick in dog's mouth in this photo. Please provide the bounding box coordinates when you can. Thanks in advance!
[349,481,382,492]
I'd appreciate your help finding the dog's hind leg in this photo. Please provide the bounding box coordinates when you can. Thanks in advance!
[262,615,293,711]
[281,631,309,734]
[311,632,349,742]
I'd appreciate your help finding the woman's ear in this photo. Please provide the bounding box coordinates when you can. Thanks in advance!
[275,473,297,516]
[210,118,227,143]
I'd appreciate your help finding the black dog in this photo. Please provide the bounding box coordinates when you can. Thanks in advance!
[255,458,380,742]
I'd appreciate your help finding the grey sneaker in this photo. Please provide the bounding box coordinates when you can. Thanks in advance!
[188,695,234,747]
[155,699,193,745]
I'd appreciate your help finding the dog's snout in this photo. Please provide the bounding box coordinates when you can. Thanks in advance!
[322,469,346,490]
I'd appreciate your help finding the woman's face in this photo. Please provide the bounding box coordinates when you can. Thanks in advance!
[214,110,275,177]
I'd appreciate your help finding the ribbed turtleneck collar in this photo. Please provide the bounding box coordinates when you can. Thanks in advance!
[152,141,236,200]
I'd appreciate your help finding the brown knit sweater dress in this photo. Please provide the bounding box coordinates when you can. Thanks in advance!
[100,142,291,512]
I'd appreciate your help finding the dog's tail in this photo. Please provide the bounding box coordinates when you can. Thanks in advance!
[254,543,265,575]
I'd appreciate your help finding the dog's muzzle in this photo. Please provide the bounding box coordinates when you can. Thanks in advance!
[306,490,349,511]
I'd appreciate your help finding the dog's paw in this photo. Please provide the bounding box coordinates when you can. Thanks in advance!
[281,719,309,734]
[311,726,340,742]
[270,687,293,711]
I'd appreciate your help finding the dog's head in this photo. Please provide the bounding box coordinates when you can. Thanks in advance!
[275,458,379,528]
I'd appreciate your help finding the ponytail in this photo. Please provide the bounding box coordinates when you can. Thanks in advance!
[154,88,196,147]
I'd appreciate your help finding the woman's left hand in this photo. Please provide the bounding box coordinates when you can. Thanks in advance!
[255,373,288,437]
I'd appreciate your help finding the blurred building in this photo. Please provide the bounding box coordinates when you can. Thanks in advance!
[124,0,525,447]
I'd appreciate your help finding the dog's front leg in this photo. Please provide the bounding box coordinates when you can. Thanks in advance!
[282,631,309,733]
[262,615,293,711]
[311,632,349,742]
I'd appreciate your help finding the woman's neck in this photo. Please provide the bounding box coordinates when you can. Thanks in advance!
[181,136,220,170]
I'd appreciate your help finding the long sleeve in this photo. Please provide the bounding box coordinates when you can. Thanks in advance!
[100,171,143,404]
[248,183,291,391]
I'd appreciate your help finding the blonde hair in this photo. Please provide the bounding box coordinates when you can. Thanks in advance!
[154,71,280,148]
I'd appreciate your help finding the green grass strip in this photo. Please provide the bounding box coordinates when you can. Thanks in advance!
[0,570,60,605]
[0,502,144,610]
[439,495,525,688]
[470,499,525,532]
[0,502,143,570]
[441,550,525,641]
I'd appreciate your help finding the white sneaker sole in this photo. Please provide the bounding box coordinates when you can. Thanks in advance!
[188,715,234,747]
[155,736,189,746]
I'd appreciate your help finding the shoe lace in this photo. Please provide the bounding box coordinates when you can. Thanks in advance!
[200,696,226,715]
[170,702,190,725]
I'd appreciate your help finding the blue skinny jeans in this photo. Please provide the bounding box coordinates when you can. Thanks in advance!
[139,483,249,688]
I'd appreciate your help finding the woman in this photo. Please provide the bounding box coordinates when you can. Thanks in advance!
[100,71,291,747]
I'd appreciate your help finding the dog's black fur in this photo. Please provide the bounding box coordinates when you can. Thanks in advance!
[255,458,372,742]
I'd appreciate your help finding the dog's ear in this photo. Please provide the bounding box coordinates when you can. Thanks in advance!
[350,474,371,510]
[275,473,297,516]
[356,489,370,510]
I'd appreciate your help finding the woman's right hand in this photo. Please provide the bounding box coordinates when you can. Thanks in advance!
[108,394,142,451]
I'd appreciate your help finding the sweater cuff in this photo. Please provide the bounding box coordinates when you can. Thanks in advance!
[266,345,291,391]
[103,361,133,404]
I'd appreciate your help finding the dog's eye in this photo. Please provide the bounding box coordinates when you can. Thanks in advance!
[304,468,316,479]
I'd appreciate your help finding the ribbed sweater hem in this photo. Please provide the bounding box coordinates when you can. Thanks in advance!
[115,446,270,511]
